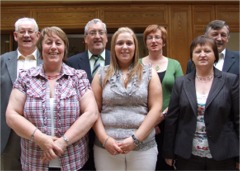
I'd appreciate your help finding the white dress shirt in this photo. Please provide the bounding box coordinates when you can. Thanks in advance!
[214,49,226,71]
[17,49,38,76]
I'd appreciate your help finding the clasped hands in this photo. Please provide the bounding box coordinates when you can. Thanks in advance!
[35,134,67,163]
[104,136,136,155]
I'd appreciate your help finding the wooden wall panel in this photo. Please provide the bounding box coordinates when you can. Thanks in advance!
[1,8,31,31]
[32,7,98,29]
[102,6,168,28]
[168,5,192,72]
[192,5,215,38]
[216,5,239,32]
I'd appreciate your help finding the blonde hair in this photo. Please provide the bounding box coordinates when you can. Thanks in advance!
[103,27,143,87]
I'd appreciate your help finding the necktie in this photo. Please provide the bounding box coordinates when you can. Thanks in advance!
[92,55,101,76]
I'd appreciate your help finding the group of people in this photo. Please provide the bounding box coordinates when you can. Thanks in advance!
[1,17,239,171]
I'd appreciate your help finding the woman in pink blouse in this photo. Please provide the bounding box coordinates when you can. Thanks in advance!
[6,26,98,171]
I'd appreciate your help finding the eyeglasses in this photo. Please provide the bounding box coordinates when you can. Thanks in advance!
[87,30,106,37]
[146,35,162,40]
[17,30,36,35]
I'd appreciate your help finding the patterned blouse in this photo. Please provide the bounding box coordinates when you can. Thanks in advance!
[95,65,156,151]
[192,92,212,158]
[14,63,91,171]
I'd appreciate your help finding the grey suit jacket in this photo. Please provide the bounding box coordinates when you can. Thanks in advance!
[163,68,239,161]
[186,49,240,76]
[66,50,111,83]
[0,50,42,153]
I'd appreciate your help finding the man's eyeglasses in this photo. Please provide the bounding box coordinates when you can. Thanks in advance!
[146,35,162,41]
[17,30,36,35]
[87,30,106,37]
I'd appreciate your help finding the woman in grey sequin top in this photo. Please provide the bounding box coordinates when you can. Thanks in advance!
[91,27,163,171]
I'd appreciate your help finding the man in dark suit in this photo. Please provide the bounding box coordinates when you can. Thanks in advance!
[1,17,42,170]
[186,20,239,76]
[67,18,110,170]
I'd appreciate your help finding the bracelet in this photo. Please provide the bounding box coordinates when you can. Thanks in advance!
[103,136,110,148]
[31,128,38,141]
[62,135,69,145]
[131,134,141,146]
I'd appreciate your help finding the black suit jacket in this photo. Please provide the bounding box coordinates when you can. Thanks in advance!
[163,69,239,161]
[186,49,239,76]
[66,50,111,83]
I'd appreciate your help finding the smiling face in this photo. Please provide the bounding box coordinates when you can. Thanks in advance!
[42,32,65,66]
[84,22,108,55]
[14,20,40,54]
[206,26,229,53]
[114,32,135,67]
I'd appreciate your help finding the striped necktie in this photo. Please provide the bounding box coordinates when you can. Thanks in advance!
[92,55,101,76]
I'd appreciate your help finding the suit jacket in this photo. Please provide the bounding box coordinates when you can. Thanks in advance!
[163,68,239,161]
[0,50,42,153]
[186,49,240,76]
[66,50,111,83]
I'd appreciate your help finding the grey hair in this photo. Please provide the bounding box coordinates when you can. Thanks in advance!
[15,17,39,32]
[84,18,107,35]
[205,20,230,36]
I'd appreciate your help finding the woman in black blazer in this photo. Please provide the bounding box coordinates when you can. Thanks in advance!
[163,35,239,170]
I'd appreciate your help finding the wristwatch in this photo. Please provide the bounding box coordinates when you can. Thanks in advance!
[131,134,141,146]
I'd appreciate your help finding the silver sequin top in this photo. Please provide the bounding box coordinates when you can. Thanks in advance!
[95,65,156,151]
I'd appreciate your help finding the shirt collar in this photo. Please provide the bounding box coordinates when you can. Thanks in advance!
[17,49,38,60]
[88,50,106,60]
[31,63,75,78]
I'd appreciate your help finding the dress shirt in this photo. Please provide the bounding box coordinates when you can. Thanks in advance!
[17,49,38,76]
[88,50,106,74]
[214,49,226,71]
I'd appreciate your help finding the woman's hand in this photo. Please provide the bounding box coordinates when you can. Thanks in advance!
[104,137,123,155]
[165,158,173,166]
[34,133,59,163]
[117,136,136,154]
[40,136,67,163]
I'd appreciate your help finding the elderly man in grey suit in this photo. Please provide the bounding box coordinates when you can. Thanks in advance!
[186,20,239,76]
[1,17,42,170]
[67,18,110,171]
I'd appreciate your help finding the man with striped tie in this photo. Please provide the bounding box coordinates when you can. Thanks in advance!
[67,18,110,83]
[67,18,110,171]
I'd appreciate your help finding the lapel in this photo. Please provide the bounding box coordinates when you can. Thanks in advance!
[80,51,92,81]
[6,51,18,84]
[183,72,198,116]
[104,50,111,65]
[222,49,236,72]
[36,50,43,65]
[205,69,224,109]
[6,50,43,84]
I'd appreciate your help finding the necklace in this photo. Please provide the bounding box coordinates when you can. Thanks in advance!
[46,74,60,80]
[196,74,213,82]
[147,56,164,72]
[155,65,160,71]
